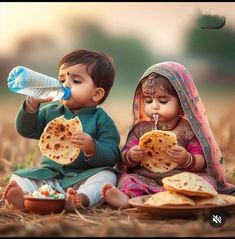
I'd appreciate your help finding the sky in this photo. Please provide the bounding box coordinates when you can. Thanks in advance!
[1,2,235,57]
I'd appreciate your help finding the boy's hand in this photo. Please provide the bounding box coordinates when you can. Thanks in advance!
[166,145,188,166]
[30,96,54,105]
[71,132,96,156]
[129,145,147,163]
[26,96,53,112]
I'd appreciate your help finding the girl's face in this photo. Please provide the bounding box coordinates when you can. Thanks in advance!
[58,64,99,110]
[143,86,181,123]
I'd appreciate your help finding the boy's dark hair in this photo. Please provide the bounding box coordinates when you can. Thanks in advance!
[141,73,178,98]
[58,49,115,104]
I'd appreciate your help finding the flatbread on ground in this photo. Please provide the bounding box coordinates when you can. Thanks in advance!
[139,130,178,173]
[39,116,83,165]
[162,172,218,197]
[144,190,195,206]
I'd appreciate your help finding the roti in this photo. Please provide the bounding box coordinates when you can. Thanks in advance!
[144,191,195,206]
[39,116,83,165]
[194,194,235,206]
[162,172,218,197]
[139,130,178,173]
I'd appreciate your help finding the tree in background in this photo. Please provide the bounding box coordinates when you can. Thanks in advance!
[66,20,157,93]
[186,14,235,86]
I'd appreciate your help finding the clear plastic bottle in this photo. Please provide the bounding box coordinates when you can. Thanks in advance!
[7,66,71,101]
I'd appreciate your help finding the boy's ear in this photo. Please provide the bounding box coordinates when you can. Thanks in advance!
[92,87,105,102]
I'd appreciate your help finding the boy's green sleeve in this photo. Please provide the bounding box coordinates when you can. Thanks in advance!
[16,100,46,139]
[84,120,121,167]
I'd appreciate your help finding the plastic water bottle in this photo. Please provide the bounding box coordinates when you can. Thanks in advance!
[7,66,71,101]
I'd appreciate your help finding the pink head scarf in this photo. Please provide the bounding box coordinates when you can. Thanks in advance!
[128,61,235,194]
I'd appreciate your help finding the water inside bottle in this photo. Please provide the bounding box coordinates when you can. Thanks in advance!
[16,87,66,101]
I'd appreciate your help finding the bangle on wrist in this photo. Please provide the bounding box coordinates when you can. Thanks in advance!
[182,153,196,170]
[125,150,137,165]
[84,151,94,158]
[182,153,192,167]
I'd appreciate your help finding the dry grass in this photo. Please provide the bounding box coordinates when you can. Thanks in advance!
[0,99,235,237]
[0,204,234,237]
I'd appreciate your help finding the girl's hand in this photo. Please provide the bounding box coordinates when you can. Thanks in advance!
[71,132,96,156]
[129,145,147,163]
[166,145,188,166]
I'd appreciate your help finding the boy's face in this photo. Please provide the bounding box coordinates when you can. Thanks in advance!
[58,64,103,110]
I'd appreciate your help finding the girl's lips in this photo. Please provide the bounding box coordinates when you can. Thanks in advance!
[152,113,160,119]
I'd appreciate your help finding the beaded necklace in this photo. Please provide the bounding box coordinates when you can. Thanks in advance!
[157,117,181,131]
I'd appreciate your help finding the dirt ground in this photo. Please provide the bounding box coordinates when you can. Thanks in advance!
[0,203,234,237]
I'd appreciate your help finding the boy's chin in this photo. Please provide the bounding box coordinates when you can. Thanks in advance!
[61,100,74,108]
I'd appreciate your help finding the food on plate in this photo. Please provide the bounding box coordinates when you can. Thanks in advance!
[26,184,65,199]
[144,190,195,206]
[162,172,218,197]
[194,193,235,205]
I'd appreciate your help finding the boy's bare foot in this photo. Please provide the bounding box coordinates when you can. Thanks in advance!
[3,180,25,210]
[65,187,89,212]
[101,183,130,209]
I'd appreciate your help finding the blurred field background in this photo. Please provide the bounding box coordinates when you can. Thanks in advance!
[0,2,235,236]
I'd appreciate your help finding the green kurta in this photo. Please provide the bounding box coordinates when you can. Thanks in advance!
[14,101,121,188]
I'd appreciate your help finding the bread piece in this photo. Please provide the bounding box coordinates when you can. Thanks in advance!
[144,191,195,206]
[162,172,218,197]
[39,116,83,165]
[194,194,235,205]
[139,130,178,173]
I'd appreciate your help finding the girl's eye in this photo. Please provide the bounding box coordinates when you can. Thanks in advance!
[145,98,153,103]
[59,79,65,83]
[160,100,168,104]
[73,80,81,84]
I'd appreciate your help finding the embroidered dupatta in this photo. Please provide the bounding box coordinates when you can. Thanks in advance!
[127,61,235,194]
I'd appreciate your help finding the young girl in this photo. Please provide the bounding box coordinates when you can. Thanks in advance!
[101,61,235,209]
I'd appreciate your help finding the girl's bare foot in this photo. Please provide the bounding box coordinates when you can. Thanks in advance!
[101,183,130,209]
[3,180,25,210]
[65,187,89,212]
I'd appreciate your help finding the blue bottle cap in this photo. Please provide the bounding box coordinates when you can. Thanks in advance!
[62,87,71,100]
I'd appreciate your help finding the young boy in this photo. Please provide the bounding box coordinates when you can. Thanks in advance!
[3,49,120,212]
